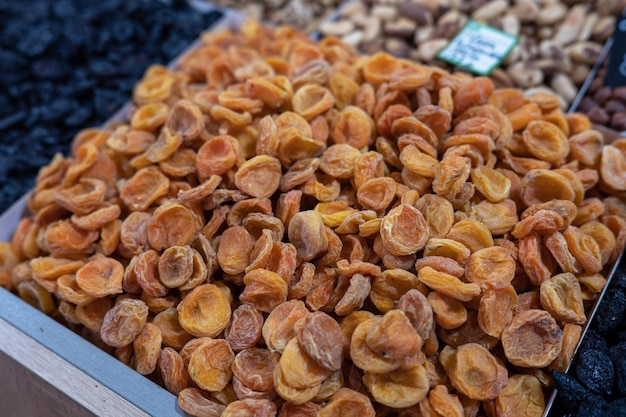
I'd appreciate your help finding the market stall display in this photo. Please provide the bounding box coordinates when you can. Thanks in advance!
[2,13,626,416]
[1,1,626,416]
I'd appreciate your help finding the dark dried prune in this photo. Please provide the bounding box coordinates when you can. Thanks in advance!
[576,399,607,417]
[612,271,626,291]
[39,98,73,123]
[89,59,119,78]
[62,20,93,48]
[609,343,626,397]
[575,349,614,397]
[580,329,609,354]
[0,112,26,131]
[16,23,56,57]
[110,20,135,44]
[30,58,71,80]
[595,289,626,335]
[606,398,626,417]
[0,0,222,215]
[0,49,27,73]
[554,371,597,412]
[64,105,92,128]
[52,0,77,19]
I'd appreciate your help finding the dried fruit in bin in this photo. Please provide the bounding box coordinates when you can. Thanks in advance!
[2,18,626,416]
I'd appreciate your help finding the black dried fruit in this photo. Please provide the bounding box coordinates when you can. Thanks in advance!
[594,289,626,335]
[16,23,56,57]
[0,112,27,131]
[0,0,222,213]
[575,349,614,397]
[612,270,626,290]
[30,58,71,80]
[579,329,609,354]
[609,343,626,397]
[554,371,596,412]
[0,49,27,73]
[606,398,626,417]
[576,399,607,417]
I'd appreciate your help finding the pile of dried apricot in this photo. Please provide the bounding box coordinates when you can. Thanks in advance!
[2,20,626,416]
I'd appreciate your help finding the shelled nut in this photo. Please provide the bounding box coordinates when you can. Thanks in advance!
[319,0,625,109]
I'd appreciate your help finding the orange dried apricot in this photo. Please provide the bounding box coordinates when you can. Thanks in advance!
[133,322,162,375]
[428,291,468,330]
[448,343,508,401]
[350,317,404,374]
[495,374,545,417]
[225,304,264,352]
[288,211,328,262]
[522,121,569,165]
[188,339,235,392]
[240,268,288,313]
[160,347,190,396]
[419,266,481,302]
[147,201,202,251]
[75,254,124,297]
[235,155,282,199]
[317,387,375,417]
[120,167,169,212]
[540,272,585,325]
[196,135,240,181]
[178,388,226,417]
[177,284,231,338]
[477,280,518,338]
[296,311,344,371]
[465,246,516,287]
[380,204,429,256]
[363,362,429,408]
[100,298,149,348]
[501,309,563,368]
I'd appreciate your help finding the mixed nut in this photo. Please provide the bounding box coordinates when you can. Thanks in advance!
[206,0,344,32]
[320,0,624,109]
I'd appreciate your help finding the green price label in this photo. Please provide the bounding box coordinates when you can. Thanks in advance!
[437,20,519,76]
